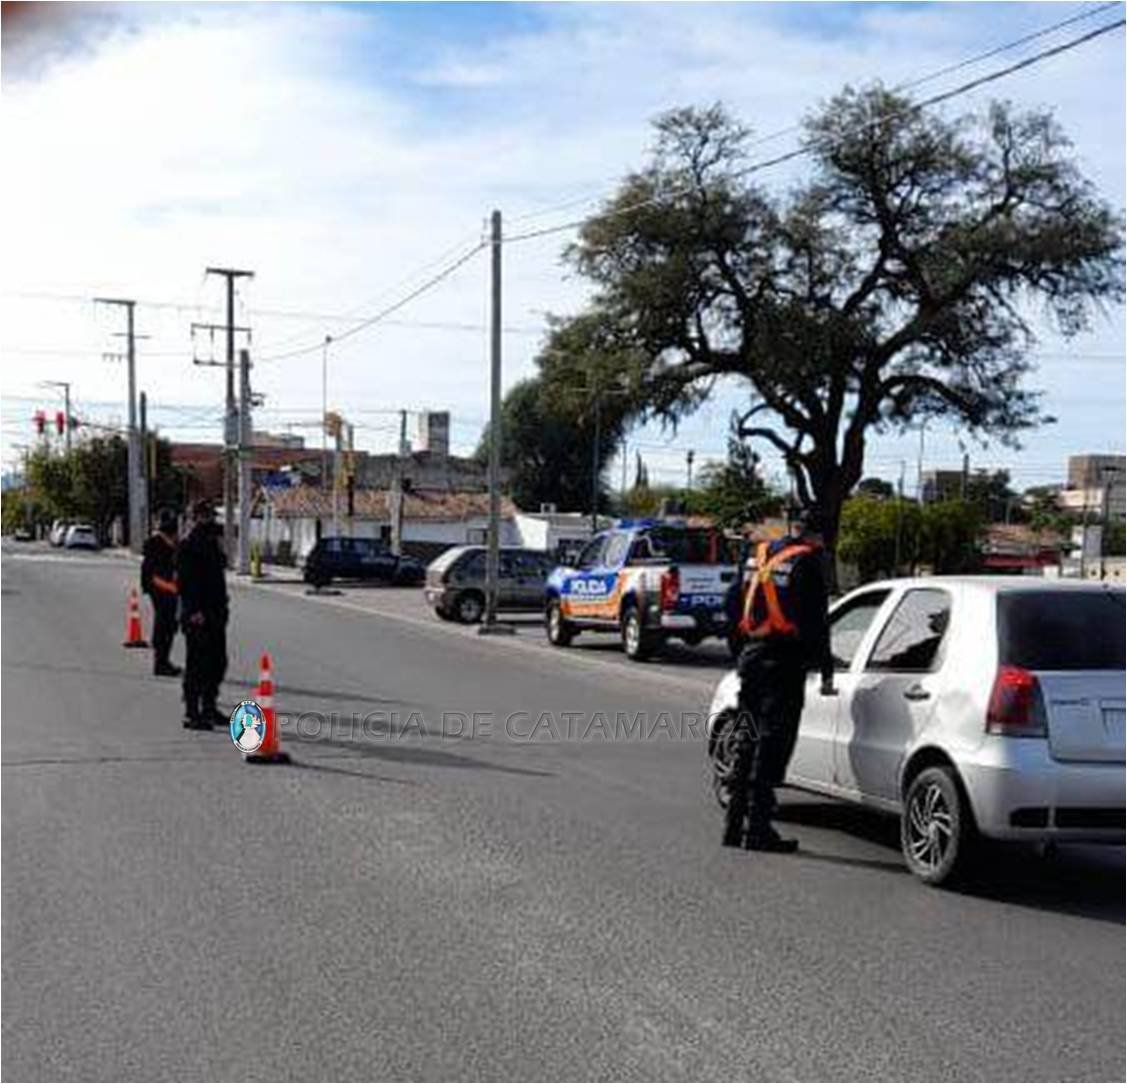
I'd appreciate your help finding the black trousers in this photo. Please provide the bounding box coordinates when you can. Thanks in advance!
[726,638,807,837]
[182,617,228,717]
[148,593,178,670]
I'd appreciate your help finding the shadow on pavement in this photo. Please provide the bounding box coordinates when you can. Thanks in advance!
[286,732,555,778]
[225,676,406,708]
[777,796,1126,924]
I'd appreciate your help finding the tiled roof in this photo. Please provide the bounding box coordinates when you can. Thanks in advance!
[263,485,517,522]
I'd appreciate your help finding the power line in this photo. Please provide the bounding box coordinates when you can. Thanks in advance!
[506,2,1121,230]
[503,15,1127,245]
[255,241,487,363]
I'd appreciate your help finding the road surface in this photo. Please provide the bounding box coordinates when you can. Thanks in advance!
[2,543,1123,1081]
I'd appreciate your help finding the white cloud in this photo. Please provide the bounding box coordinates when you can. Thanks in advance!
[1,2,1123,489]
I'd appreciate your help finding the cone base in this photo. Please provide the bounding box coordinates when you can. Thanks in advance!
[123,641,150,648]
[243,750,291,765]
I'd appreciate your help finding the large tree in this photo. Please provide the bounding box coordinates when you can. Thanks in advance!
[558,90,1123,550]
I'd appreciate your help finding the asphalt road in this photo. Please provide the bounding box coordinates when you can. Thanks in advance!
[2,542,1124,1082]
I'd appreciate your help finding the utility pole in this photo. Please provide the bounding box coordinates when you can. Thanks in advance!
[238,348,253,575]
[205,267,254,565]
[322,335,332,493]
[960,452,970,501]
[1098,465,1116,581]
[916,422,926,502]
[139,391,150,535]
[480,209,511,635]
[390,409,407,556]
[894,462,906,575]
[95,297,142,552]
[686,448,695,493]
[590,383,601,534]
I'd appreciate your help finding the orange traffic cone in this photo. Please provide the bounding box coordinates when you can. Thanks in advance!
[122,587,149,648]
[244,651,290,764]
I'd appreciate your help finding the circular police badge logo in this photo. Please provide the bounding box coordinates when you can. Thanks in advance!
[230,700,266,753]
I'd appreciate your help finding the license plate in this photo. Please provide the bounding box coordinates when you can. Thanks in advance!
[1102,707,1125,741]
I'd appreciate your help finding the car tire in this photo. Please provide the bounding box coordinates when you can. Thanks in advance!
[707,708,743,809]
[621,604,657,661]
[545,599,575,646]
[434,606,456,623]
[453,590,485,624]
[901,765,974,886]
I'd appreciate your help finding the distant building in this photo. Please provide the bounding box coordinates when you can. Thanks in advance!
[252,484,520,563]
[920,469,966,504]
[1058,453,1125,522]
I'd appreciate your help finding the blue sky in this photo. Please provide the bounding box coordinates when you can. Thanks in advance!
[2,1,1123,495]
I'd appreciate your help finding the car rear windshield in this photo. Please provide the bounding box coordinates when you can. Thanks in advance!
[638,528,740,565]
[998,589,1126,671]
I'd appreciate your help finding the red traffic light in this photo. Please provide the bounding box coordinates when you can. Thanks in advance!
[34,410,46,435]
[55,411,66,435]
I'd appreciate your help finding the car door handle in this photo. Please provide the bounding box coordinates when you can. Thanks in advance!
[903,684,931,702]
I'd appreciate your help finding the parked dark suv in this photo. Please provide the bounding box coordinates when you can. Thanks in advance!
[303,537,426,589]
[424,545,554,623]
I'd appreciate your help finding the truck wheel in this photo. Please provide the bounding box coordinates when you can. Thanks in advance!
[901,765,974,886]
[545,599,575,646]
[621,604,656,661]
[453,590,485,624]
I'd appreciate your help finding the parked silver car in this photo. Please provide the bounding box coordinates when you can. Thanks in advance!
[425,545,554,623]
[707,577,1125,885]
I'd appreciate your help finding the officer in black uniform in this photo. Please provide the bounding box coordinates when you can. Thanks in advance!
[724,508,835,852]
[177,499,229,730]
[141,509,181,677]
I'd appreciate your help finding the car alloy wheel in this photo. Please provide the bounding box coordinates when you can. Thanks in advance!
[901,765,970,886]
[546,600,573,646]
[456,592,484,624]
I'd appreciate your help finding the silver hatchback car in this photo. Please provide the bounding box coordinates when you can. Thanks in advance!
[707,578,1125,885]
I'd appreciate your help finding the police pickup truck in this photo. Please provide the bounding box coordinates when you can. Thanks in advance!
[544,520,744,660]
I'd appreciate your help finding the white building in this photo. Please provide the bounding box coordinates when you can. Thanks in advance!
[252,485,519,563]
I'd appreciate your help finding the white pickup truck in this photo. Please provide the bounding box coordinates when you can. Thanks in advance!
[544,520,744,660]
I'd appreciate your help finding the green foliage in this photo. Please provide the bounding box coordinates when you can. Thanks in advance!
[1024,484,1076,535]
[476,376,625,513]
[551,92,1122,550]
[687,438,783,528]
[20,434,183,543]
[839,495,983,581]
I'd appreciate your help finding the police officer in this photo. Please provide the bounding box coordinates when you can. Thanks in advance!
[141,509,181,677]
[724,507,835,852]
[177,499,229,730]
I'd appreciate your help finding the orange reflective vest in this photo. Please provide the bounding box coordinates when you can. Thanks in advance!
[739,541,815,637]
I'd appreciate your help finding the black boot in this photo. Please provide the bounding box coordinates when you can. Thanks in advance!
[722,800,746,848]
[183,696,211,730]
[155,661,182,677]
[745,824,798,854]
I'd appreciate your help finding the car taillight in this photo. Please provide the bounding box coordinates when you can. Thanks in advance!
[660,568,680,612]
[986,666,1048,737]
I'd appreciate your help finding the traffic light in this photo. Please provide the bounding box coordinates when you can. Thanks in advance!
[34,410,46,436]
[55,411,66,436]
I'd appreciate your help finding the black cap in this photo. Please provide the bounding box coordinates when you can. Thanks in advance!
[792,505,828,536]
[158,508,178,532]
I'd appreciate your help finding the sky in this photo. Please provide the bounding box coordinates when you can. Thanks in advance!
[2,0,1124,497]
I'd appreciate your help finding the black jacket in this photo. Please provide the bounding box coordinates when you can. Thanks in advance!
[141,532,177,598]
[177,523,228,623]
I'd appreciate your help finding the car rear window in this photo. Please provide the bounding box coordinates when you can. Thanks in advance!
[638,528,739,565]
[998,590,1126,671]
